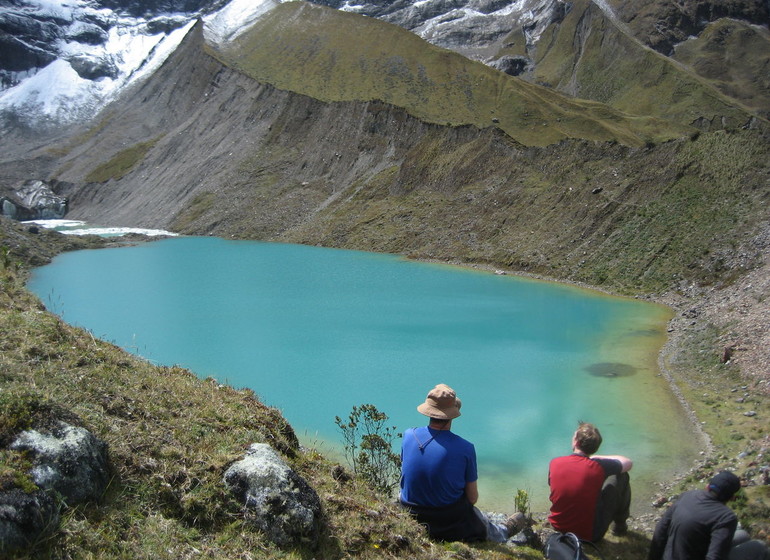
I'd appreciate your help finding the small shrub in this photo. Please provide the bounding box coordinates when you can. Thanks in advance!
[335,404,401,496]
[514,488,530,515]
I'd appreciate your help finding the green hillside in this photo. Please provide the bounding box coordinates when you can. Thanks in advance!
[215,1,693,147]
[520,0,763,128]
[672,18,770,120]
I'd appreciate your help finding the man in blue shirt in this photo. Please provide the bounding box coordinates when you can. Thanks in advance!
[399,383,512,542]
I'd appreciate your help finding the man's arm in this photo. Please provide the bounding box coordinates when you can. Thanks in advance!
[593,454,633,472]
[465,480,479,504]
[648,505,674,560]
[705,519,738,560]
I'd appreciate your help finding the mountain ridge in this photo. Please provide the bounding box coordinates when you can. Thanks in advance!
[216,1,697,147]
[32,18,767,298]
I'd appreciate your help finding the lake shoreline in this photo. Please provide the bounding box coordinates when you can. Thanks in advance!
[4,219,767,542]
[407,253,769,537]
[29,235,692,522]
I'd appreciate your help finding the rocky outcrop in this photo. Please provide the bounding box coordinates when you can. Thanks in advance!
[0,421,110,555]
[224,443,322,548]
[0,180,67,220]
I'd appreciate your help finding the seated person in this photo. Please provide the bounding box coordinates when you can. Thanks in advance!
[649,471,770,560]
[399,383,515,542]
[548,421,632,542]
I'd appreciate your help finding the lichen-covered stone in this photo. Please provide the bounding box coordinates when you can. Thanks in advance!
[10,422,110,505]
[224,443,322,548]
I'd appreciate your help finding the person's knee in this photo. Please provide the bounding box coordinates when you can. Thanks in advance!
[733,529,751,546]
[730,540,770,560]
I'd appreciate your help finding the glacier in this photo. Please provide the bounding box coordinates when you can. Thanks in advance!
[0,0,288,131]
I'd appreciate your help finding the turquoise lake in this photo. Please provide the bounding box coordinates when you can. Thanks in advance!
[28,236,699,511]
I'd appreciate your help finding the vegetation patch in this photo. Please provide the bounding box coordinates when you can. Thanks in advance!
[85,136,163,183]
[171,191,216,232]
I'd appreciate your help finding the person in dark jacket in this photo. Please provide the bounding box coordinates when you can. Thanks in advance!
[649,471,769,560]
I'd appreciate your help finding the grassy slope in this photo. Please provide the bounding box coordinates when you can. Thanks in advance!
[671,18,770,120]
[525,0,764,128]
[217,1,693,147]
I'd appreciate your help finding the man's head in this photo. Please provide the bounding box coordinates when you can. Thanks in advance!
[707,471,741,502]
[417,383,462,420]
[573,421,602,455]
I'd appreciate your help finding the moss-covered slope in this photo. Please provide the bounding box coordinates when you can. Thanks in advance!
[520,0,764,129]
[216,1,693,147]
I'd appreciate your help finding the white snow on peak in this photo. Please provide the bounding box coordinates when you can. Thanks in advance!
[203,0,287,44]
[337,1,366,13]
[0,60,91,122]
[0,0,290,130]
[0,14,196,128]
[415,0,561,49]
[22,0,77,21]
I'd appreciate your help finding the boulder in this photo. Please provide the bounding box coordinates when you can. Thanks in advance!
[10,422,110,506]
[224,443,322,548]
[68,54,119,80]
[0,421,108,554]
[0,489,60,554]
[491,55,533,76]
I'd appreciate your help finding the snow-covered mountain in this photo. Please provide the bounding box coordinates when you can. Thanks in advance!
[0,0,570,132]
[2,0,767,134]
[0,0,287,131]
[312,0,566,65]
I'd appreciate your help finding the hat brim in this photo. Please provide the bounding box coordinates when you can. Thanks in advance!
[417,400,461,420]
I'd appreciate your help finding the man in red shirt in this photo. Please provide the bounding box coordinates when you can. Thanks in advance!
[548,422,633,542]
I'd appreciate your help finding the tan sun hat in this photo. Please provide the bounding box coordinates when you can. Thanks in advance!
[417,384,462,419]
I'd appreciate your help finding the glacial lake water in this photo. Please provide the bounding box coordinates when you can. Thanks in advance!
[28,236,699,511]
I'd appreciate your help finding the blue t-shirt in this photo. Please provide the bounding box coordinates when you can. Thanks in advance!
[400,426,478,507]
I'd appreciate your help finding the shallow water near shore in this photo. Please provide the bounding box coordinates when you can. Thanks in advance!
[28,236,699,512]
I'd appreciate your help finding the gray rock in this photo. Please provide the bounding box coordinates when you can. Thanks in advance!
[0,180,68,221]
[491,55,532,76]
[0,489,60,555]
[224,443,322,548]
[10,422,110,506]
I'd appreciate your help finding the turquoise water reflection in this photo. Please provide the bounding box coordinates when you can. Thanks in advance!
[28,237,698,510]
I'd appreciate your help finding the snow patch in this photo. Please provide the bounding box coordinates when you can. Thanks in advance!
[203,0,285,44]
[23,0,76,22]
[24,220,179,237]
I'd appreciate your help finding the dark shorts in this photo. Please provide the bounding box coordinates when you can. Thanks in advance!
[400,496,488,542]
